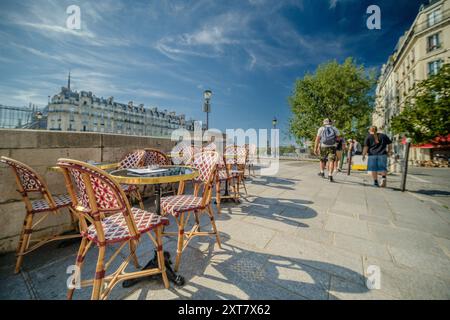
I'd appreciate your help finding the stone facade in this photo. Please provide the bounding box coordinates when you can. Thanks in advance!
[47,82,198,137]
[373,0,450,170]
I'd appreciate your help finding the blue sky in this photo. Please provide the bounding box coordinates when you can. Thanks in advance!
[0,0,425,144]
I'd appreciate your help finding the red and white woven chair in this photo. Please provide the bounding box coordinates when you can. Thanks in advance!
[223,145,248,198]
[170,142,194,166]
[0,156,79,274]
[143,148,175,196]
[160,151,221,272]
[143,148,170,167]
[214,147,233,213]
[58,158,170,300]
[117,150,146,209]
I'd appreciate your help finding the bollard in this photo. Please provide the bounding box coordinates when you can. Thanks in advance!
[401,140,412,192]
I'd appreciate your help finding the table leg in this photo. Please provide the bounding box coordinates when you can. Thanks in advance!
[122,184,185,288]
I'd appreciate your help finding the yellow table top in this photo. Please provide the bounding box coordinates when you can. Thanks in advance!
[109,165,198,185]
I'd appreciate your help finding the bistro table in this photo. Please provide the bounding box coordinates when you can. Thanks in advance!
[109,165,198,288]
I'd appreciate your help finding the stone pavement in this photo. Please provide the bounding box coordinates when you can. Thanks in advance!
[1,160,450,300]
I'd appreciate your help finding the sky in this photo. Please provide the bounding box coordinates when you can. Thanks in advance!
[0,0,427,144]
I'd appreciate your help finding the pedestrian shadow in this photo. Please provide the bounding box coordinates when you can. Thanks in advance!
[126,232,369,300]
[247,176,300,191]
[412,189,450,197]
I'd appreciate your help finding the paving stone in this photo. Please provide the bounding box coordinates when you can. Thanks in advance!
[368,224,445,256]
[328,276,397,300]
[324,214,370,239]
[359,214,392,226]
[265,233,365,285]
[217,220,276,250]
[333,233,392,261]
[263,258,331,300]
[389,246,450,280]
[0,273,33,300]
[294,226,334,245]
[362,256,450,300]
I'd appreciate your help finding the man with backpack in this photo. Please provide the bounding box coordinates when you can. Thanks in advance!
[314,118,340,182]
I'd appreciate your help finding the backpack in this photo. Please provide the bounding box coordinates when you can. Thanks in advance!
[321,126,337,146]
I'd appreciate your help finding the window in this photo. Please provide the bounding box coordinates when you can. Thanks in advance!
[428,9,442,27]
[427,33,441,52]
[428,60,442,76]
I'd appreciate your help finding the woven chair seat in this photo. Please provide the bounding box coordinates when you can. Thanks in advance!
[161,195,204,217]
[82,208,169,245]
[31,194,72,213]
[217,169,231,181]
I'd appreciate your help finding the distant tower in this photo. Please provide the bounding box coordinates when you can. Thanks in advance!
[67,71,71,91]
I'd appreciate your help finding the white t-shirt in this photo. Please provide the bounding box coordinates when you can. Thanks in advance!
[317,125,340,147]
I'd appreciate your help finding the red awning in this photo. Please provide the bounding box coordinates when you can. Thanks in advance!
[411,134,450,149]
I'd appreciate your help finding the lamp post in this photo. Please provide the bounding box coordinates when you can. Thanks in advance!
[272,117,278,157]
[203,90,212,130]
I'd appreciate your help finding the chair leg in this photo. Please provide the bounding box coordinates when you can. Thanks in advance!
[241,175,248,196]
[215,180,221,214]
[174,213,186,273]
[67,237,89,300]
[134,190,145,210]
[91,245,106,300]
[194,212,201,232]
[207,205,222,249]
[15,213,33,274]
[155,227,169,289]
[129,240,140,269]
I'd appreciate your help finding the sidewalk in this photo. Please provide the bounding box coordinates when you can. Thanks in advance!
[1,160,449,300]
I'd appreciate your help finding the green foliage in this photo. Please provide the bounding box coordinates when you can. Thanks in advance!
[289,58,375,143]
[391,64,450,144]
[279,145,296,155]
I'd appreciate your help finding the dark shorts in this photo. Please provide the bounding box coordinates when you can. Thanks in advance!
[320,146,337,162]
[368,155,388,172]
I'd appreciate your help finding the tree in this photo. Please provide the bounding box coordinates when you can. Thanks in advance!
[289,58,376,143]
[391,63,450,144]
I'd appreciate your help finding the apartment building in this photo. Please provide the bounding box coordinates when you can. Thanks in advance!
[373,0,450,169]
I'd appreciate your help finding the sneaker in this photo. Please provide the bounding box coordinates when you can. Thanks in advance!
[329,176,334,183]
[318,172,325,178]
[374,180,379,187]
[380,178,387,188]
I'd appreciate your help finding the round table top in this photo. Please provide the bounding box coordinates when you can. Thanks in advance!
[109,165,198,185]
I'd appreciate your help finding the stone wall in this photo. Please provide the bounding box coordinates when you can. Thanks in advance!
[0,129,178,253]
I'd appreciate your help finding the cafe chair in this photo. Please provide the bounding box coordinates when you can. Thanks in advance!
[143,148,175,196]
[214,152,233,214]
[0,156,79,274]
[231,146,248,196]
[58,159,170,300]
[170,142,193,166]
[160,151,221,272]
[118,150,146,209]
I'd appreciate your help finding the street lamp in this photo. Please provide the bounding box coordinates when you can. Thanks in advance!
[203,90,212,130]
[272,117,278,157]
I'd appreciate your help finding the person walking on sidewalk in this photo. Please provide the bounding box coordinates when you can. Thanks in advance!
[362,126,393,188]
[314,118,340,183]
[334,134,346,175]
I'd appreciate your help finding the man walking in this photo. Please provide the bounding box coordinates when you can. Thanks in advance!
[314,118,340,183]
[362,126,393,187]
